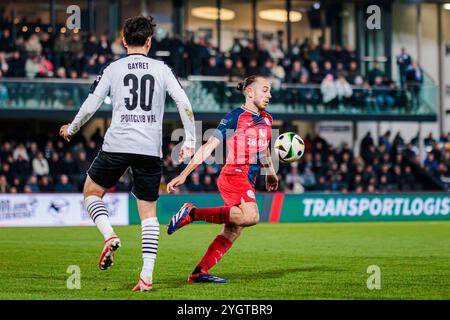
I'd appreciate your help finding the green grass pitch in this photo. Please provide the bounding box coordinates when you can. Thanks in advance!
[0,221,449,300]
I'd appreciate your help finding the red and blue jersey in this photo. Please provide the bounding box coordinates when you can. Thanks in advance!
[213,106,273,185]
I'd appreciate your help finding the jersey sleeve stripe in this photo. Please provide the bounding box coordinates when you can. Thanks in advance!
[89,62,111,94]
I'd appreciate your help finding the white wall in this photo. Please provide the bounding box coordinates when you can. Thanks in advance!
[391,3,439,82]
[391,2,441,136]
[442,7,450,133]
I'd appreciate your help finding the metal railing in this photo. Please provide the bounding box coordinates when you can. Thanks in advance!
[0,77,438,117]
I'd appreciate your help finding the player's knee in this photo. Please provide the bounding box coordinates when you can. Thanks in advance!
[83,186,103,199]
[229,225,242,238]
[83,176,105,198]
[223,225,242,241]
[246,213,259,226]
[83,181,105,198]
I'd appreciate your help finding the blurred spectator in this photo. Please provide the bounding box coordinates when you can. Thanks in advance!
[13,154,30,181]
[397,47,412,88]
[223,57,234,80]
[39,175,54,192]
[25,175,40,193]
[0,69,8,104]
[85,34,98,57]
[297,74,320,111]
[257,58,274,78]
[245,58,259,76]
[0,51,9,75]
[268,42,284,61]
[0,175,9,193]
[321,74,338,110]
[38,54,54,77]
[49,152,64,178]
[322,60,335,78]
[40,32,54,57]
[7,50,26,77]
[0,29,14,53]
[202,56,224,76]
[55,66,67,78]
[86,140,99,162]
[308,60,323,84]
[367,62,384,85]
[405,61,423,110]
[335,62,347,79]
[84,54,98,75]
[0,163,13,183]
[372,76,394,111]
[69,33,83,56]
[25,34,42,56]
[403,166,417,190]
[346,61,361,85]
[32,152,49,177]
[315,175,330,192]
[53,33,70,69]
[424,153,439,176]
[62,152,78,179]
[335,74,353,106]
[229,38,243,61]
[287,60,308,83]
[187,171,203,192]
[55,174,74,192]
[299,167,316,191]
[286,165,303,193]
[202,174,217,192]
[13,143,29,161]
[231,59,246,80]
[44,140,55,159]
[97,33,112,57]
[25,53,40,78]
[378,131,392,153]
[424,132,437,147]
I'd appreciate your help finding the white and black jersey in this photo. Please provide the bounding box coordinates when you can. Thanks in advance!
[68,53,196,157]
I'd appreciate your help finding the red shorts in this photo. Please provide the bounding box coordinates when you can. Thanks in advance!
[217,172,256,207]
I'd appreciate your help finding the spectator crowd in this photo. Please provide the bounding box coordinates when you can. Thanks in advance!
[0,129,449,195]
[0,17,425,112]
[272,130,450,194]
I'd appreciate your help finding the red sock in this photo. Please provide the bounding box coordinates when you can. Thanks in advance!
[193,207,231,224]
[197,235,233,273]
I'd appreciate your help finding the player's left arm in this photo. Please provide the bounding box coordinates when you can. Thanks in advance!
[164,64,196,161]
[262,147,279,192]
[59,66,111,142]
[167,136,221,193]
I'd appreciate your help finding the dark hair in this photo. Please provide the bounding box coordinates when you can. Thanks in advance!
[123,16,156,46]
[236,75,263,93]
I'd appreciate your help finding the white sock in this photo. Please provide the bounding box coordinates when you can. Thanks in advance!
[140,217,160,283]
[84,195,115,240]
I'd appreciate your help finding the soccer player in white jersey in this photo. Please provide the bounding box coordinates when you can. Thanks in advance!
[59,16,196,292]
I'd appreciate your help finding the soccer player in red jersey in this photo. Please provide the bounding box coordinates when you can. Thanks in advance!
[166,75,278,283]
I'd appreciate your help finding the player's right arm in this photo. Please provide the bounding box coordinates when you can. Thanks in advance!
[167,110,238,193]
[167,136,220,193]
[59,66,111,142]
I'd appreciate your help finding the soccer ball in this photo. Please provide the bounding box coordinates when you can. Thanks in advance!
[274,132,305,163]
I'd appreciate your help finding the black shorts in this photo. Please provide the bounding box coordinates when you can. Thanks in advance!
[87,150,162,202]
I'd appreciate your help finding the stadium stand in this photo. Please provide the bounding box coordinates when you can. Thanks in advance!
[0,130,448,194]
[0,20,427,115]
[0,13,446,195]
